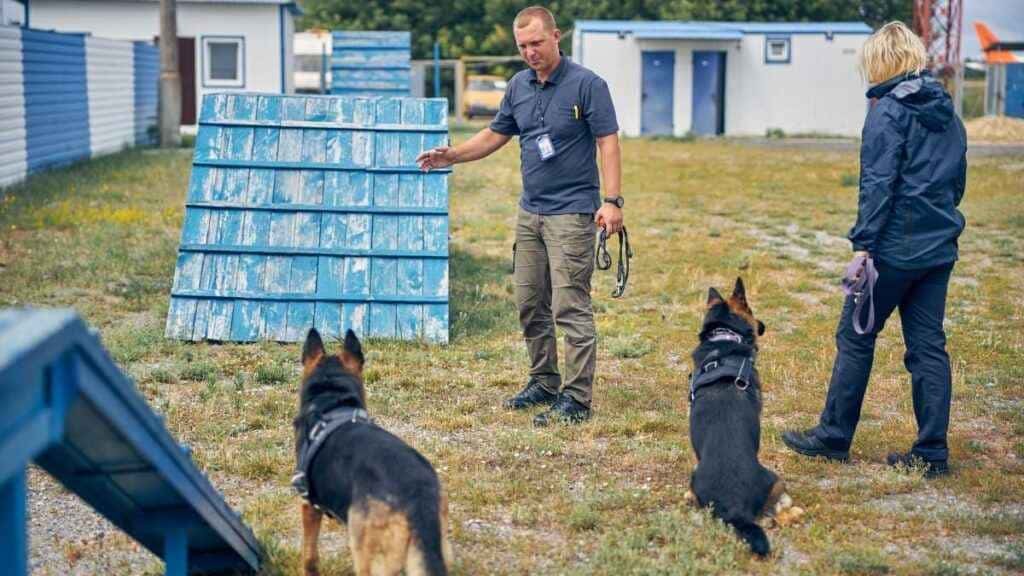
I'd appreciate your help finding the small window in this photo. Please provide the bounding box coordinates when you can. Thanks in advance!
[765,36,791,64]
[202,36,245,87]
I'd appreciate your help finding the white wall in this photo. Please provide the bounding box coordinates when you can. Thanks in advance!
[30,0,293,122]
[85,36,135,156]
[577,30,868,137]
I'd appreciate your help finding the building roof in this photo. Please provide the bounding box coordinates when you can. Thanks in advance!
[574,20,872,39]
[30,0,304,15]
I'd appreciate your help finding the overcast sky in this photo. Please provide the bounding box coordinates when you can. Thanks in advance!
[962,0,1024,59]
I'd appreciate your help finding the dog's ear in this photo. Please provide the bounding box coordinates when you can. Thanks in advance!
[707,287,724,306]
[340,329,365,375]
[757,320,766,336]
[302,328,325,372]
[732,277,747,303]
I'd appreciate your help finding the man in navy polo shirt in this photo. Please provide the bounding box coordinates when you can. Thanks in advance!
[416,5,622,426]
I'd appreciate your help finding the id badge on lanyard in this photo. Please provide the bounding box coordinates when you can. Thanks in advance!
[537,133,555,161]
[536,86,558,161]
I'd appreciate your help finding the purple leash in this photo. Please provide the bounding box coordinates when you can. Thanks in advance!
[842,254,878,335]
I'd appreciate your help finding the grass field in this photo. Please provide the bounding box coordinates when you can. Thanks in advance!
[1,136,1022,575]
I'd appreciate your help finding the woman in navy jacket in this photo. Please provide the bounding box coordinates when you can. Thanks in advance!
[782,22,967,478]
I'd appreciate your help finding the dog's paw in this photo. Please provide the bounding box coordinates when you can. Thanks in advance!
[683,490,697,506]
[303,560,320,576]
[775,504,805,527]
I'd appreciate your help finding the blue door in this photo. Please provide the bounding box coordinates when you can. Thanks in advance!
[692,51,726,135]
[641,51,674,135]
[1006,63,1024,119]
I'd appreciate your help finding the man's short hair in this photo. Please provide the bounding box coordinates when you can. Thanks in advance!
[514,6,557,31]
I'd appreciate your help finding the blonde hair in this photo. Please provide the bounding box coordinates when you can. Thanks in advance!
[514,6,557,32]
[860,21,928,85]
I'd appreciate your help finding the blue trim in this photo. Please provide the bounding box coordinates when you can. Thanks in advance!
[764,36,791,65]
[574,20,871,36]
[200,35,245,89]
[171,291,448,304]
[22,0,28,28]
[186,201,448,215]
[193,158,453,173]
[199,118,448,132]
[178,244,449,259]
[279,5,286,93]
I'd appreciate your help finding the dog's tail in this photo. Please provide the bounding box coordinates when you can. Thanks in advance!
[406,496,449,576]
[731,519,770,557]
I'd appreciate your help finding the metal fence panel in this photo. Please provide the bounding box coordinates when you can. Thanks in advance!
[21,28,90,173]
[331,31,411,96]
[133,42,159,146]
[85,36,135,157]
[0,26,26,188]
[166,93,451,343]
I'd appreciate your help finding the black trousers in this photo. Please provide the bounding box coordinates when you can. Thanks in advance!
[813,261,954,461]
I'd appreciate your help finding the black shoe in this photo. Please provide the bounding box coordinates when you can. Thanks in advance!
[503,378,558,410]
[781,429,850,462]
[533,394,591,427]
[886,452,949,479]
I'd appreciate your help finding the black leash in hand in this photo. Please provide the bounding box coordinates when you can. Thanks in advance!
[596,226,633,298]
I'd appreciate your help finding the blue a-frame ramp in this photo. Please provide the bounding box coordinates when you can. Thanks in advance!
[0,309,262,575]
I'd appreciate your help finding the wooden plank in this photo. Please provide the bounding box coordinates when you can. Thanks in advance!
[172,252,204,291]
[236,255,265,293]
[316,256,344,297]
[342,303,368,337]
[206,300,234,340]
[369,304,396,338]
[230,300,262,341]
[424,215,448,252]
[313,302,342,341]
[265,256,291,294]
[165,298,197,339]
[397,258,423,296]
[397,304,423,340]
[398,216,424,252]
[192,299,212,341]
[261,302,288,341]
[347,214,371,250]
[247,169,275,204]
[372,215,398,250]
[424,259,448,297]
[373,173,398,207]
[423,173,447,208]
[424,304,448,343]
[398,173,422,207]
[293,212,321,249]
[289,256,318,295]
[269,212,295,247]
[343,257,369,296]
[371,257,397,297]
[285,302,314,342]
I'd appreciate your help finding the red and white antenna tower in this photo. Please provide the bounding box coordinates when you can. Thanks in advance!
[913,0,964,113]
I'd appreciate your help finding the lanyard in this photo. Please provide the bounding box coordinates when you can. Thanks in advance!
[535,79,559,129]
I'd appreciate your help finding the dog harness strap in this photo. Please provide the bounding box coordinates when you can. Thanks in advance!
[596,226,633,298]
[292,407,371,504]
[689,354,756,402]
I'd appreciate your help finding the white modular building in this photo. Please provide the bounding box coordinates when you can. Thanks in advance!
[572,20,873,137]
[25,0,300,125]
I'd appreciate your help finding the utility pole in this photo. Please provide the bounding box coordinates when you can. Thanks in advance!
[159,0,181,147]
[913,0,964,117]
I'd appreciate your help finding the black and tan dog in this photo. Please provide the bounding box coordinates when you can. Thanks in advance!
[293,328,453,576]
[685,278,802,556]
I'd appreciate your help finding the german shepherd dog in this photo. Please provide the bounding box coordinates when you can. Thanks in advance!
[685,278,801,556]
[295,328,453,576]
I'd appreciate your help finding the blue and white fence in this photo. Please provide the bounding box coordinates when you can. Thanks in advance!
[166,93,451,344]
[331,31,411,97]
[0,26,159,189]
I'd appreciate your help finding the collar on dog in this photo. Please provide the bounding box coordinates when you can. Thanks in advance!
[597,226,633,298]
[707,327,743,343]
[292,406,371,507]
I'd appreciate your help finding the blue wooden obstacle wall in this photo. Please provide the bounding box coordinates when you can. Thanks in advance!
[331,31,412,96]
[166,93,451,343]
[0,309,262,575]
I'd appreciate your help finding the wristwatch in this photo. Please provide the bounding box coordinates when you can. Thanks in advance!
[603,196,624,208]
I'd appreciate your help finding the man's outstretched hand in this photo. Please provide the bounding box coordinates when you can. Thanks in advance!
[416,146,458,172]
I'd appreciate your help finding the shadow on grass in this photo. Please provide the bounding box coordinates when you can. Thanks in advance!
[449,246,517,341]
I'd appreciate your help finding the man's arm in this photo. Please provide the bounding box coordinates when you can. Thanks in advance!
[594,133,623,234]
[416,128,511,171]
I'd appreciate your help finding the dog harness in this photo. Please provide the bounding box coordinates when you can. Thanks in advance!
[689,323,758,403]
[597,226,633,298]
[291,405,371,509]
